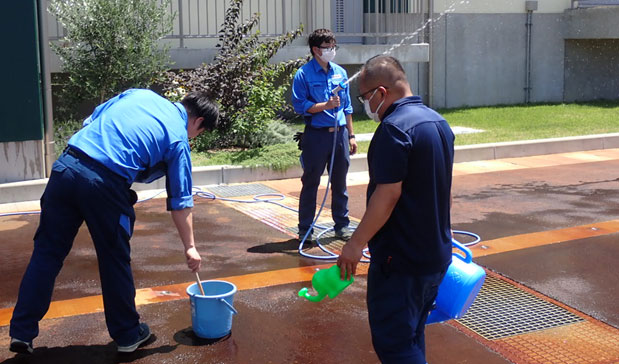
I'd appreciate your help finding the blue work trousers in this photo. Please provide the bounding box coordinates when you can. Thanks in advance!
[298,126,350,233]
[10,149,141,346]
[367,262,446,364]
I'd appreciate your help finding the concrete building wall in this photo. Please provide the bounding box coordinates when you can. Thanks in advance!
[431,12,566,108]
[564,7,619,38]
[44,1,619,116]
[436,14,527,108]
[0,141,45,184]
[529,13,566,103]
[564,39,619,102]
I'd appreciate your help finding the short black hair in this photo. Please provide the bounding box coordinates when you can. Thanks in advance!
[180,91,219,131]
[362,55,408,86]
[308,29,336,56]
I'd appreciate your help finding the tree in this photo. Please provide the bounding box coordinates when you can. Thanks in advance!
[49,0,174,109]
[165,0,308,149]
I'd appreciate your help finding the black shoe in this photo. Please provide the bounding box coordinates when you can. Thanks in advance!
[335,226,352,240]
[298,230,313,244]
[117,323,151,353]
[10,338,33,354]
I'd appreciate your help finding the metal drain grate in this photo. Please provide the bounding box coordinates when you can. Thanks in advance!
[457,275,584,340]
[206,183,279,198]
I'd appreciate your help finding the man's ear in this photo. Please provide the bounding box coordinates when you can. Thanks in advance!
[195,116,204,128]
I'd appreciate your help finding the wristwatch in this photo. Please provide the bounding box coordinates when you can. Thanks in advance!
[348,134,355,139]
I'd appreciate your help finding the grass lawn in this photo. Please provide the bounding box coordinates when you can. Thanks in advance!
[441,100,619,146]
[192,100,619,168]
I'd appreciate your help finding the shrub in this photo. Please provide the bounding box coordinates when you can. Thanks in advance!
[53,119,83,156]
[165,0,308,150]
[49,0,174,116]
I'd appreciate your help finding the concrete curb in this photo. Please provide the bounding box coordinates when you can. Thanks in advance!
[2,133,619,205]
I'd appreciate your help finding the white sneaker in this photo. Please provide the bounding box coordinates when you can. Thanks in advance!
[10,338,33,354]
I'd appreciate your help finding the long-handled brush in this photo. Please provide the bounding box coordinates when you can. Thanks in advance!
[195,272,205,295]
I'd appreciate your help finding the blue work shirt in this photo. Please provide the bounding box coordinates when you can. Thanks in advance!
[68,89,194,211]
[291,58,353,128]
[367,96,455,275]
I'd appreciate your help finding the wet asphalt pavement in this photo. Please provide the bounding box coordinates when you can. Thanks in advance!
[1,150,618,363]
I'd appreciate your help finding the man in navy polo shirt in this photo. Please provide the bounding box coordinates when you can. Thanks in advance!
[337,55,454,364]
[291,28,357,242]
[9,89,219,354]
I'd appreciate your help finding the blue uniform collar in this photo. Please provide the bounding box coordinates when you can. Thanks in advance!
[173,102,189,128]
[310,57,332,74]
[382,95,423,120]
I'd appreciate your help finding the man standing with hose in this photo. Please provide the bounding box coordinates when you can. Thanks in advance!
[337,55,454,364]
[291,28,357,243]
[9,89,219,354]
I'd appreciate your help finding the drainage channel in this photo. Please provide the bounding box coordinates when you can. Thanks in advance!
[451,271,619,364]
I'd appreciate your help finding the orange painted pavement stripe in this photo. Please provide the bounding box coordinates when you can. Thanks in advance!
[1,219,617,327]
[470,219,619,258]
[0,263,370,327]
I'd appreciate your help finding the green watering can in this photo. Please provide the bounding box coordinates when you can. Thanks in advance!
[298,265,354,302]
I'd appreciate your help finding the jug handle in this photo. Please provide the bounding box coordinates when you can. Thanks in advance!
[219,298,238,315]
[451,238,473,263]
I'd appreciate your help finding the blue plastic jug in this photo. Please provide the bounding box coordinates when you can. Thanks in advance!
[426,239,486,324]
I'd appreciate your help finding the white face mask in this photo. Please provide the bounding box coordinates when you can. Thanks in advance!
[363,89,385,122]
[319,48,336,63]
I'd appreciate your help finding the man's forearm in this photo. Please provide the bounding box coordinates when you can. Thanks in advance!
[349,182,402,248]
[346,114,354,135]
[307,102,331,114]
[171,208,195,250]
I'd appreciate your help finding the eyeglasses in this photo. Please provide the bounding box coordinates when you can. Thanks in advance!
[356,86,385,104]
[319,45,339,51]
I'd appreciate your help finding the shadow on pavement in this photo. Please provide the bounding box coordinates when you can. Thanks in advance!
[1,335,178,364]
[173,328,232,347]
[246,238,302,255]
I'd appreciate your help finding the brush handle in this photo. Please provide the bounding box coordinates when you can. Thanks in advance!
[195,272,206,295]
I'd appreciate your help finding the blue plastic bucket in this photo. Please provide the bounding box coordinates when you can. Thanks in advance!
[186,280,238,339]
[426,239,486,325]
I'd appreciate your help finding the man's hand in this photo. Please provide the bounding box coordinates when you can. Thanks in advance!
[326,95,340,109]
[336,182,403,281]
[185,246,202,272]
[349,137,358,155]
[293,131,304,150]
[337,239,365,281]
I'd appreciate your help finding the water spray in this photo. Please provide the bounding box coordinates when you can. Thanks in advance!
[341,0,471,89]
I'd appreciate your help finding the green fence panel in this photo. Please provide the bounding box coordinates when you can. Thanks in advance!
[0,0,44,142]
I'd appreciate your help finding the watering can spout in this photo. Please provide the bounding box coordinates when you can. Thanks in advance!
[298,287,326,302]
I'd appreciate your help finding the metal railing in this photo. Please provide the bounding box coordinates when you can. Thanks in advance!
[48,0,428,45]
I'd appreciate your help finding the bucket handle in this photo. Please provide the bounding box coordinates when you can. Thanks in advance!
[451,238,473,264]
[219,298,238,315]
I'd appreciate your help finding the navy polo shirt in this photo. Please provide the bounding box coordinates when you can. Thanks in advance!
[291,58,353,128]
[367,96,454,275]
